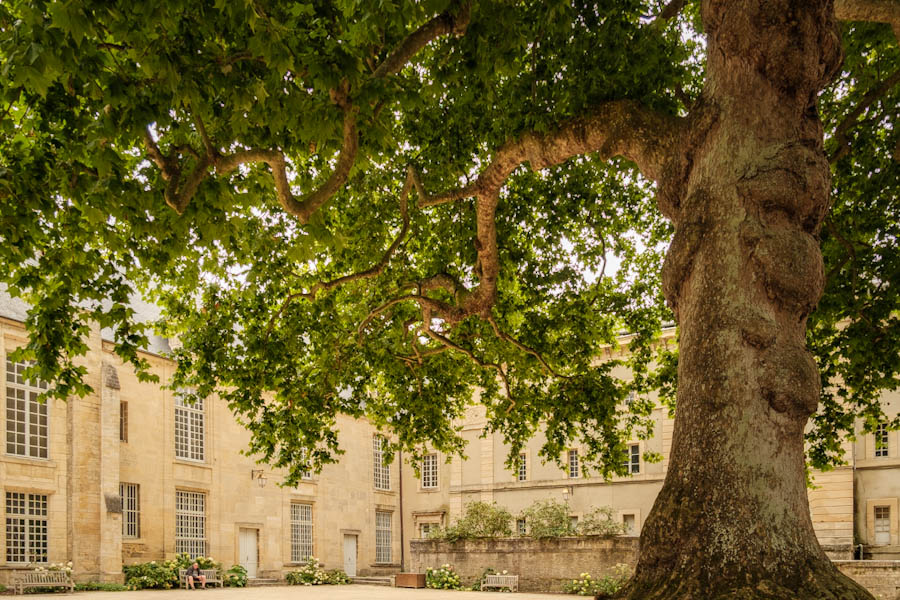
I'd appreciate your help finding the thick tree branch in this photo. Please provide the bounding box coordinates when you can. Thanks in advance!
[371,1,471,79]
[835,0,900,35]
[829,66,900,163]
[650,0,688,28]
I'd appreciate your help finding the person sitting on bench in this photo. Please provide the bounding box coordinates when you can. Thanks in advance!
[186,562,207,589]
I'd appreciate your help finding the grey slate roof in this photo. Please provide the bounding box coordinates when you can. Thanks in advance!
[0,284,172,356]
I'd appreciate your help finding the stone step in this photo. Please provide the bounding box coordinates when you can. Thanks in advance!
[350,576,393,586]
[246,578,282,587]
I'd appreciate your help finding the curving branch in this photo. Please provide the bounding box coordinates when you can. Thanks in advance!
[487,317,571,379]
[649,0,688,28]
[372,1,471,79]
[829,66,900,163]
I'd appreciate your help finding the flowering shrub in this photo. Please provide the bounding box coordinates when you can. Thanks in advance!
[284,557,350,586]
[36,561,74,575]
[224,564,248,587]
[426,564,463,590]
[562,564,632,597]
[123,554,222,589]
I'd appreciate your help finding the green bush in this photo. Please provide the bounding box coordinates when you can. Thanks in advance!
[519,499,575,539]
[75,582,130,591]
[578,506,629,537]
[122,553,222,589]
[223,564,248,587]
[562,564,632,597]
[285,557,349,586]
[430,501,512,541]
[426,564,463,590]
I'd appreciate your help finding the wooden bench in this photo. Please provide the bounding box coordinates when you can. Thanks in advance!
[483,573,519,592]
[178,568,224,588]
[12,570,74,595]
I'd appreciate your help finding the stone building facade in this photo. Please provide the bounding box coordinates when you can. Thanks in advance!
[1,300,898,586]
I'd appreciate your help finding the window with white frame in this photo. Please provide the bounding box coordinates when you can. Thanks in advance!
[373,436,390,490]
[517,452,527,482]
[875,423,889,457]
[5,492,48,563]
[567,449,579,478]
[874,506,891,545]
[419,522,436,539]
[421,454,438,489]
[375,511,392,563]
[175,490,206,557]
[119,401,128,442]
[175,395,205,462]
[624,444,640,474]
[291,503,314,562]
[120,483,140,539]
[516,518,527,535]
[5,360,49,459]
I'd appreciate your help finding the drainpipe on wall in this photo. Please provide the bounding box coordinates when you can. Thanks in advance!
[398,447,405,572]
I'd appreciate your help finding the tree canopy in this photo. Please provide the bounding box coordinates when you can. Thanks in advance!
[0,0,898,487]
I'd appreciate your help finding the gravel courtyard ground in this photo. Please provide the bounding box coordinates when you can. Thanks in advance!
[21,584,557,599]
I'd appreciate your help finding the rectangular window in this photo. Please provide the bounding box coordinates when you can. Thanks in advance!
[120,483,140,539]
[175,490,206,557]
[875,423,889,457]
[421,454,438,489]
[419,523,435,539]
[119,401,128,442]
[516,518,527,535]
[290,503,314,562]
[622,514,636,534]
[568,449,579,479]
[375,511,392,563]
[874,506,890,545]
[175,395,205,462]
[624,444,640,474]
[373,436,390,490]
[517,452,527,482]
[5,360,49,459]
[5,492,48,563]
[569,516,579,530]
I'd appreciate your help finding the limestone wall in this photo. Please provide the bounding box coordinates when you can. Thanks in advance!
[834,561,900,600]
[410,536,639,592]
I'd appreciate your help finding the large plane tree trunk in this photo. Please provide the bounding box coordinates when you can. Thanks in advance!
[623,2,873,599]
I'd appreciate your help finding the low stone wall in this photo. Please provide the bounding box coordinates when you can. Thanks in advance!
[835,561,900,600]
[411,539,900,596]
[410,536,639,592]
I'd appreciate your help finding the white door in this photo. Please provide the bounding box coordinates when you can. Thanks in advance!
[343,534,357,577]
[874,506,891,545]
[239,528,259,578]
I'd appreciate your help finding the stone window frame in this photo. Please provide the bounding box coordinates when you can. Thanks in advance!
[4,491,48,563]
[617,509,641,535]
[413,511,444,540]
[5,359,50,460]
[866,498,898,547]
[290,502,314,562]
[374,510,392,564]
[517,451,527,482]
[119,401,128,443]
[174,393,205,463]
[120,482,140,539]
[420,453,439,490]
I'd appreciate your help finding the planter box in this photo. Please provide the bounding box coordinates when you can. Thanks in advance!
[395,573,426,588]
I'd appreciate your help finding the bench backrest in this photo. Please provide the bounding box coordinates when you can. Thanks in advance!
[484,574,517,584]
[21,571,70,583]
[179,568,221,579]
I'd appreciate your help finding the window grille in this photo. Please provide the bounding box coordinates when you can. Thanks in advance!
[119,402,128,442]
[120,483,140,538]
[5,360,49,459]
[874,506,891,545]
[624,444,640,474]
[5,492,48,563]
[567,449,579,478]
[290,503,313,562]
[421,454,438,489]
[175,395,205,461]
[517,452,527,482]
[875,423,889,457]
[419,522,437,539]
[175,490,206,557]
[373,436,390,490]
[375,511,392,563]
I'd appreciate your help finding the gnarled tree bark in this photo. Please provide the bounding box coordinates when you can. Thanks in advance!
[623,1,872,598]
